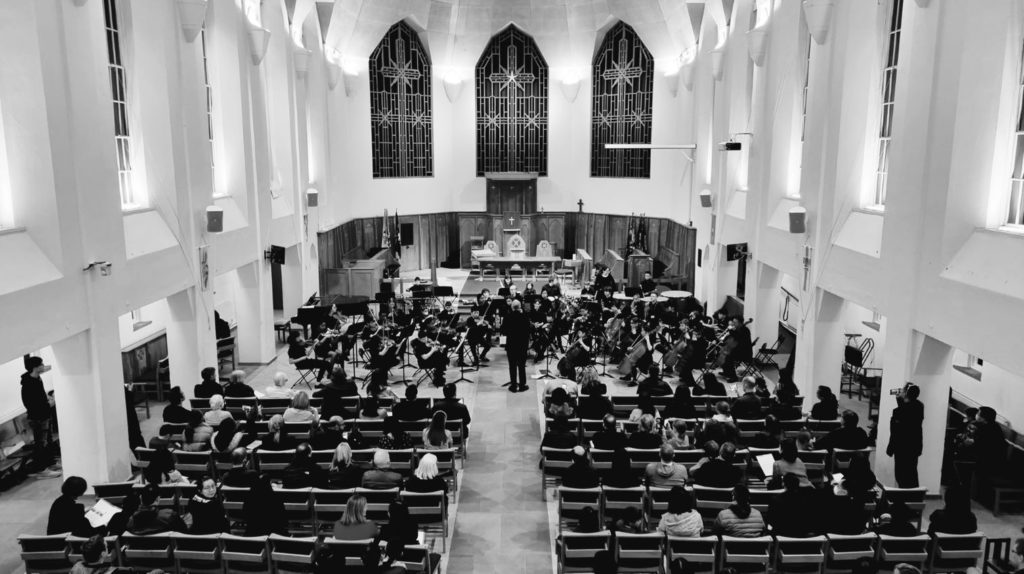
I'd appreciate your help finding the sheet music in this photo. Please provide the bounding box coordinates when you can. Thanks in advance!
[756,454,775,477]
[85,499,121,528]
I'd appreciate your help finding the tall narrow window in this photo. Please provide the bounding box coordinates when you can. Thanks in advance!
[590,22,653,178]
[0,101,12,229]
[872,0,904,207]
[102,0,137,208]
[1007,42,1024,226]
[201,27,220,196]
[800,25,812,144]
[369,21,433,178]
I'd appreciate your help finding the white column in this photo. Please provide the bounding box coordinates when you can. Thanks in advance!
[281,244,304,317]
[51,325,131,484]
[236,260,276,364]
[166,288,217,400]
[749,262,780,351]
[796,288,845,399]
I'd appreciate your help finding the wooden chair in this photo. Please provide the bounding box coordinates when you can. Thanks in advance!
[798,450,830,485]
[311,488,355,531]
[173,450,213,479]
[591,448,615,474]
[736,419,767,440]
[542,447,574,498]
[646,487,673,524]
[221,486,250,527]
[774,535,827,574]
[220,534,271,574]
[928,532,986,574]
[830,448,874,474]
[321,537,373,569]
[614,532,665,573]
[396,544,432,574]
[276,488,313,534]
[172,532,222,574]
[984,538,1015,574]
[17,534,72,574]
[720,536,774,574]
[559,531,613,574]
[133,446,157,469]
[556,259,576,285]
[626,448,661,473]
[667,535,720,574]
[92,481,135,505]
[356,487,400,522]
[673,450,707,474]
[401,489,449,551]
[120,532,176,573]
[558,486,603,533]
[255,449,295,476]
[427,448,458,496]
[268,534,318,574]
[748,488,784,519]
[825,533,878,574]
[692,485,735,526]
[879,486,928,531]
[601,486,648,527]
[875,534,930,572]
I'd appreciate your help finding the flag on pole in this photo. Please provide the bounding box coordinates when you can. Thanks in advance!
[381,210,390,250]
[391,210,401,262]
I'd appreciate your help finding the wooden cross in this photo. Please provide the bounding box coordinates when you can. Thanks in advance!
[577,199,584,213]
[507,215,516,227]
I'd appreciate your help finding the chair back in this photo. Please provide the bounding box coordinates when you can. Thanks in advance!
[259,398,291,417]
[560,531,613,573]
[386,449,416,474]
[163,423,189,442]
[311,449,334,471]
[446,419,467,456]
[268,534,317,574]
[775,535,827,574]
[542,447,575,492]
[322,537,373,568]
[806,419,842,438]
[736,419,767,439]
[398,544,432,573]
[748,488,784,516]
[721,536,774,574]
[359,420,385,444]
[880,486,928,528]
[93,481,136,505]
[558,486,603,531]
[928,532,986,573]
[831,448,874,473]
[798,450,829,484]
[220,486,250,523]
[350,448,376,467]
[625,448,661,472]
[17,534,72,574]
[173,451,213,479]
[277,488,313,526]
[282,421,313,440]
[601,486,647,519]
[120,532,176,572]
[355,487,400,522]
[134,447,157,468]
[673,449,707,472]
[255,450,295,475]
[172,532,222,574]
[646,487,672,523]
[779,419,806,434]
[590,448,615,473]
[66,535,118,565]
[667,535,719,573]
[220,534,271,573]
[537,240,553,257]
[311,488,355,526]
[876,534,930,571]
[611,396,640,418]
[400,490,446,526]
[693,485,735,523]
[825,533,878,571]
[614,532,665,573]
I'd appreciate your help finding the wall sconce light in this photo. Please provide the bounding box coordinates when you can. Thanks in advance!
[206,205,224,233]
[83,261,113,276]
[306,188,319,207]
[293,47,311,78]
[710,47,726,81]
[747,26,768,67]
[443,78,463,103]
[803,0,834,45]
[559,79,582,103]
[248,25,271,66]
[175,0,207,43]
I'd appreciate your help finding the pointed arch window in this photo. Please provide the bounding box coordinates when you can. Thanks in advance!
[369,21,433,178]
[590,22,654,179]
[476,25,548,175]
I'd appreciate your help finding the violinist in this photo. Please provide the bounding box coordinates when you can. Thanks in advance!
[411,324,448,387]
[719,316,753,382]
[544,277,562,299]
[499,271,514,291]
[531,313,560,361]
[523,282,537,299]
[463,307,492,366]
[437,301,457,328]
[506,284,523,305]
[579,280,596,297]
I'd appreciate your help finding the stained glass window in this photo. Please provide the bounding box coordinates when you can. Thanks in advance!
[369,21,433,178]
[590,22,653,178]
[476,25,548,176]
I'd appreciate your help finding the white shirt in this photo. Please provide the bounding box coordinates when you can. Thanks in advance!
[264,385,294,399]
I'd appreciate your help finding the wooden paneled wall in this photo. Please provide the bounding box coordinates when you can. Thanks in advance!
[319,212,696,289]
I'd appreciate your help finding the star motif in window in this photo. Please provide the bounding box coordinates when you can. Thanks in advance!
[485,113,501,128]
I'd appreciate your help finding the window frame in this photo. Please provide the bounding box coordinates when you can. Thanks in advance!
[1005,40,1024,228]
[869,0,905,209]
[102,0,140,209]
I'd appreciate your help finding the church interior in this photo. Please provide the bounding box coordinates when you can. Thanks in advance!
[2,0,1024,573]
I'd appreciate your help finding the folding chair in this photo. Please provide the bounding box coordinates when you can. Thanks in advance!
[350,448,377,467]
[260,399,292,417]
[398,544,432,574]
[879,486,928,531]
[134,447,157,468]
[614,532,665,573]
[268,534,318,574]
[386,449,416,476]
[667,535,720,574]
[752,339,782,370]
[221,486,250,528]
[321,537,373,569]
[558,486,603,533]
[120,532,176,573]
[173,450,213,480]
[356,487,400,522]
[447,419,468,460]
[673,450,707,474]
[798,450,830,486]
[928,532,986,574]
[749,489,784,519]
[601,486,648,527]
[626,448,662,473]
[559,531,613,574]
[293,366,318,390]
[580,419,605,444]
[542,447,574,498]
[693,485,735,527]
[311,488,356,531]
[277,488,314,534]
[255,449,295,476]
[736,419,767,441]
[984,538,1014,574]
[173,532,222,574]
[283,421,313,441]
[739,337,763,379]
[93,481,136,505]
[401,490,449,551]
[774,536,827,574]
[876,534,930,572]
[646,487,673,524]
[825,533,878,573]
[591,448,616,474]
[221,534,271,574]
[66,535,118,566]
[17,534,73,574]
[721,536,774,574]
[806,420,842,439]
[429,448,458,496]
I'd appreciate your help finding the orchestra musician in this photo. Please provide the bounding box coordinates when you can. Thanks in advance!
[640,271,656,295]
[619,319,659,385]
[719,316,753,382]
[543,276,562,299]
[287,331,333,383]
[462,307,492,367]
[594,264,617,293]
[411,323,448,387]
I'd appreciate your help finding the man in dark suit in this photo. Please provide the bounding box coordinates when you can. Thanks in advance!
[220,448,259,488]
[692,442,744,487]
[393,384,431,421]
[433,383,471,427]
[501,299,532,392]
[591,415,628,451]
[281,443,329,489]
[640,271,656,295]
[886,383,924,488]
[194,367,223,399]
[816,410,870,451]
[731,377,764,420]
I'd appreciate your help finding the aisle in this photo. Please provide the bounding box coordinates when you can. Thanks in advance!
[445,357,551,574]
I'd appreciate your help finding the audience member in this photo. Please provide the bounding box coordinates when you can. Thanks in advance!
[211,417,248,453]
[127,485,188,534]
[187,476,229,534]
[747,414,783,449]
[310,416,347,450]
[576,506,603,533]
[328,443,365,489]
[193,367,222,399]
[874,501,919,537]
[592,415,628,451]
[656,486,703,537]
[663,385,698,419]
[646,444,688,488]
[259,415,297,451]
[380,501,419,546]
[628,394,662,424]
[47,476,99,537]
[313,368,358,419]
[203,395,233,427]
[664,419,691,450]
[162,387,190,424]
[283,391,319,423]
[432,384,471,427]
[362,450,403,490]
[592,550,618,574]
[263,372,294,399]
[713,484,764,537]
[141,446,189,486]
[421,411,453,450]
[333,495,379,539]
[405,453,448,495]
[612,506,646,534]
[541,416,579,450]
[816,410,870,451]
[927,486,977,535]
[689,440,720,475]
[360,395,388,419]
[627,414,663,449]
[810,386,839,420]
[562,446,600,488]
[393,384,431,421]
[974,406,1007,475]
[243,476,288,536]
[577,377,614,420]
[182,410,213,452]
[604,447,641,488]
[378,416,415,450]
[693,442,744,487]
[692,372,727,397]
[223,370,255,398]
[638,365,672,397]
[771,439,812,488]
[731,377,763,420]
[547,387,576,418]
[281,443,329,489]
[822,483,868,534]
[701,418,740,448]
[69,535,110,574]
[105,492,138,536]
[221,448,258,488]
[710,401,734,424]
[768,474,814,537]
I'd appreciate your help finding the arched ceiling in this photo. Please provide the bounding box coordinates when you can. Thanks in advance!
[301,0,707,74]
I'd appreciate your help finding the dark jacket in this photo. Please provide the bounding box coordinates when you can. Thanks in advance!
[126,506,188,535]
[886,398,924,457]
[259,432,298,452]
[47,495,97,537]
[223,382,255,398]
[361,469,403,490]
[768,491,815,537]
[591,429,628,451]
[21,372,49,421]
[578,396,614,421]
[162,404,191,424]
[221,467,259,489]
[811,399,839,421]
[927,509,977,535]
[432,399,471,426]
[500,310,532,354]
[627,432,663,450]
[663,401,698,420]
[638,378,673,397]
[731,393,763,421]
[692,458,743,488]
[562,462,600,489]
[393,400,431,422]
[816,426,870,451]
[328,465,365,489]
[405,476,447,494]
[314,385,358,419]
[973,421,1007,472]
[692,378,727,397]
[281,461,329,489]
[243,495,287,536]
[541,431,578,450]
[187,494,229,534]
[193,380,224,399]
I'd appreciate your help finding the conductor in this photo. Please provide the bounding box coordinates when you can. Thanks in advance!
[501,299,532,393]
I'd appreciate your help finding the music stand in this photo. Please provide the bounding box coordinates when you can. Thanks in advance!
[450,336,475,385]
[391,327,416,386]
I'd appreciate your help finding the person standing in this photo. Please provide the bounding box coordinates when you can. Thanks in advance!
[21,355,61,477]
[501,299,532,393]
[886,383,924,488]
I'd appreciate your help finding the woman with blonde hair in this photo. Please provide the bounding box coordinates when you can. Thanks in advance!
[405,453,448,495]
[328,443,364,489]
[421,411,453,450]
[332,495,379,540]
[283,391,319,423]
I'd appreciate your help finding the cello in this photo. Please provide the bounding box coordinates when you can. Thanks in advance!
[618,323,661,377]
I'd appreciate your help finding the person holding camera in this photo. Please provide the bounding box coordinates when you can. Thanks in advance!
[886,383,924,488]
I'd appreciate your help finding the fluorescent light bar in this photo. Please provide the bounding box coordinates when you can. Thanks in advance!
[604,143,696,150]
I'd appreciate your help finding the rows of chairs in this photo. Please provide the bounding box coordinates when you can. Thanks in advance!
[557,531,986,574]
[544,416,845,445]
[187,396,463,418]
[155,417,468,460]
[554,484,927,536]
[18,532,436,574]
[604,396,806,419]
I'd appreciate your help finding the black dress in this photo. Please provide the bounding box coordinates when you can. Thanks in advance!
[46,495,97,537]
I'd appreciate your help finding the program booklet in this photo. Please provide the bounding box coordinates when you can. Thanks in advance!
[85,499,121,528]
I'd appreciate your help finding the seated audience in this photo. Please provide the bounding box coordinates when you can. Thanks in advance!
[628,393,662,424]
[193,367,222,399]
[432,383,471,427]
[767,474,814,537]
[393,384,431,422]
[592,414,628,451]
[310,416,347,450]
[547,387,576,418]
[771,439,812,488]
[664,419,692,450]
[378,416,415,450]
[713,485,765,537]
[182,410,213,452]
[700,419,740,453]
[421,411,453,450]
[692,372,727,397]
[380,501,419,546]
[281,442,329,489]
[47,476,99,537]
[627,414,663,449]
[405,453,448,495]
[562,446,600,488]
[816,410,870,451]
[361,450,403,490]
[328,443,365,489]
[332,494,379,540]
[810,386,839,420]
[141,446,190,486]
[577,377,614,420]
[710,401,734,424]
[283,391,319,423]
[313,367,358,419]
[747,414,784,449]
[162,387,190,424]
[223,370,255,398]
[604,447,641,488]
[221,448,258,488]
[645,444,688,488]
[927,486,977,535]
[657,486,703,537]
[188,476,229,534]
[211,417,250,453]
[730,377,764,420]
[541,416,579,450]
[359,395,388,419]
[263,372,294,399]
[822,483,869,534]
[127,485,188,534]
[638,365,673,397]
[243,476,288,536]
[663,385,698,420]
[613,506,646,534]
[260,415,297,451]
[689,440,720,476]
[874,501,919,537]
[795,430,815,452]
[69,535,111,574]
[575,506,604,533]
[842,454,877,501]
[203,395,233,427]
[693,442,743,487]
[106,493,139,536]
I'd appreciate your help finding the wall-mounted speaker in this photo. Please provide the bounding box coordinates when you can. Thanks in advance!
[206,206,223,233]
[699,190,712,208]
[306,188,319,207]
[265,245,286,265]
[789,206,807,234]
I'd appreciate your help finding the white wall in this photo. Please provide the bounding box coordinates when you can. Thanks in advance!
[950,353,1024,430]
